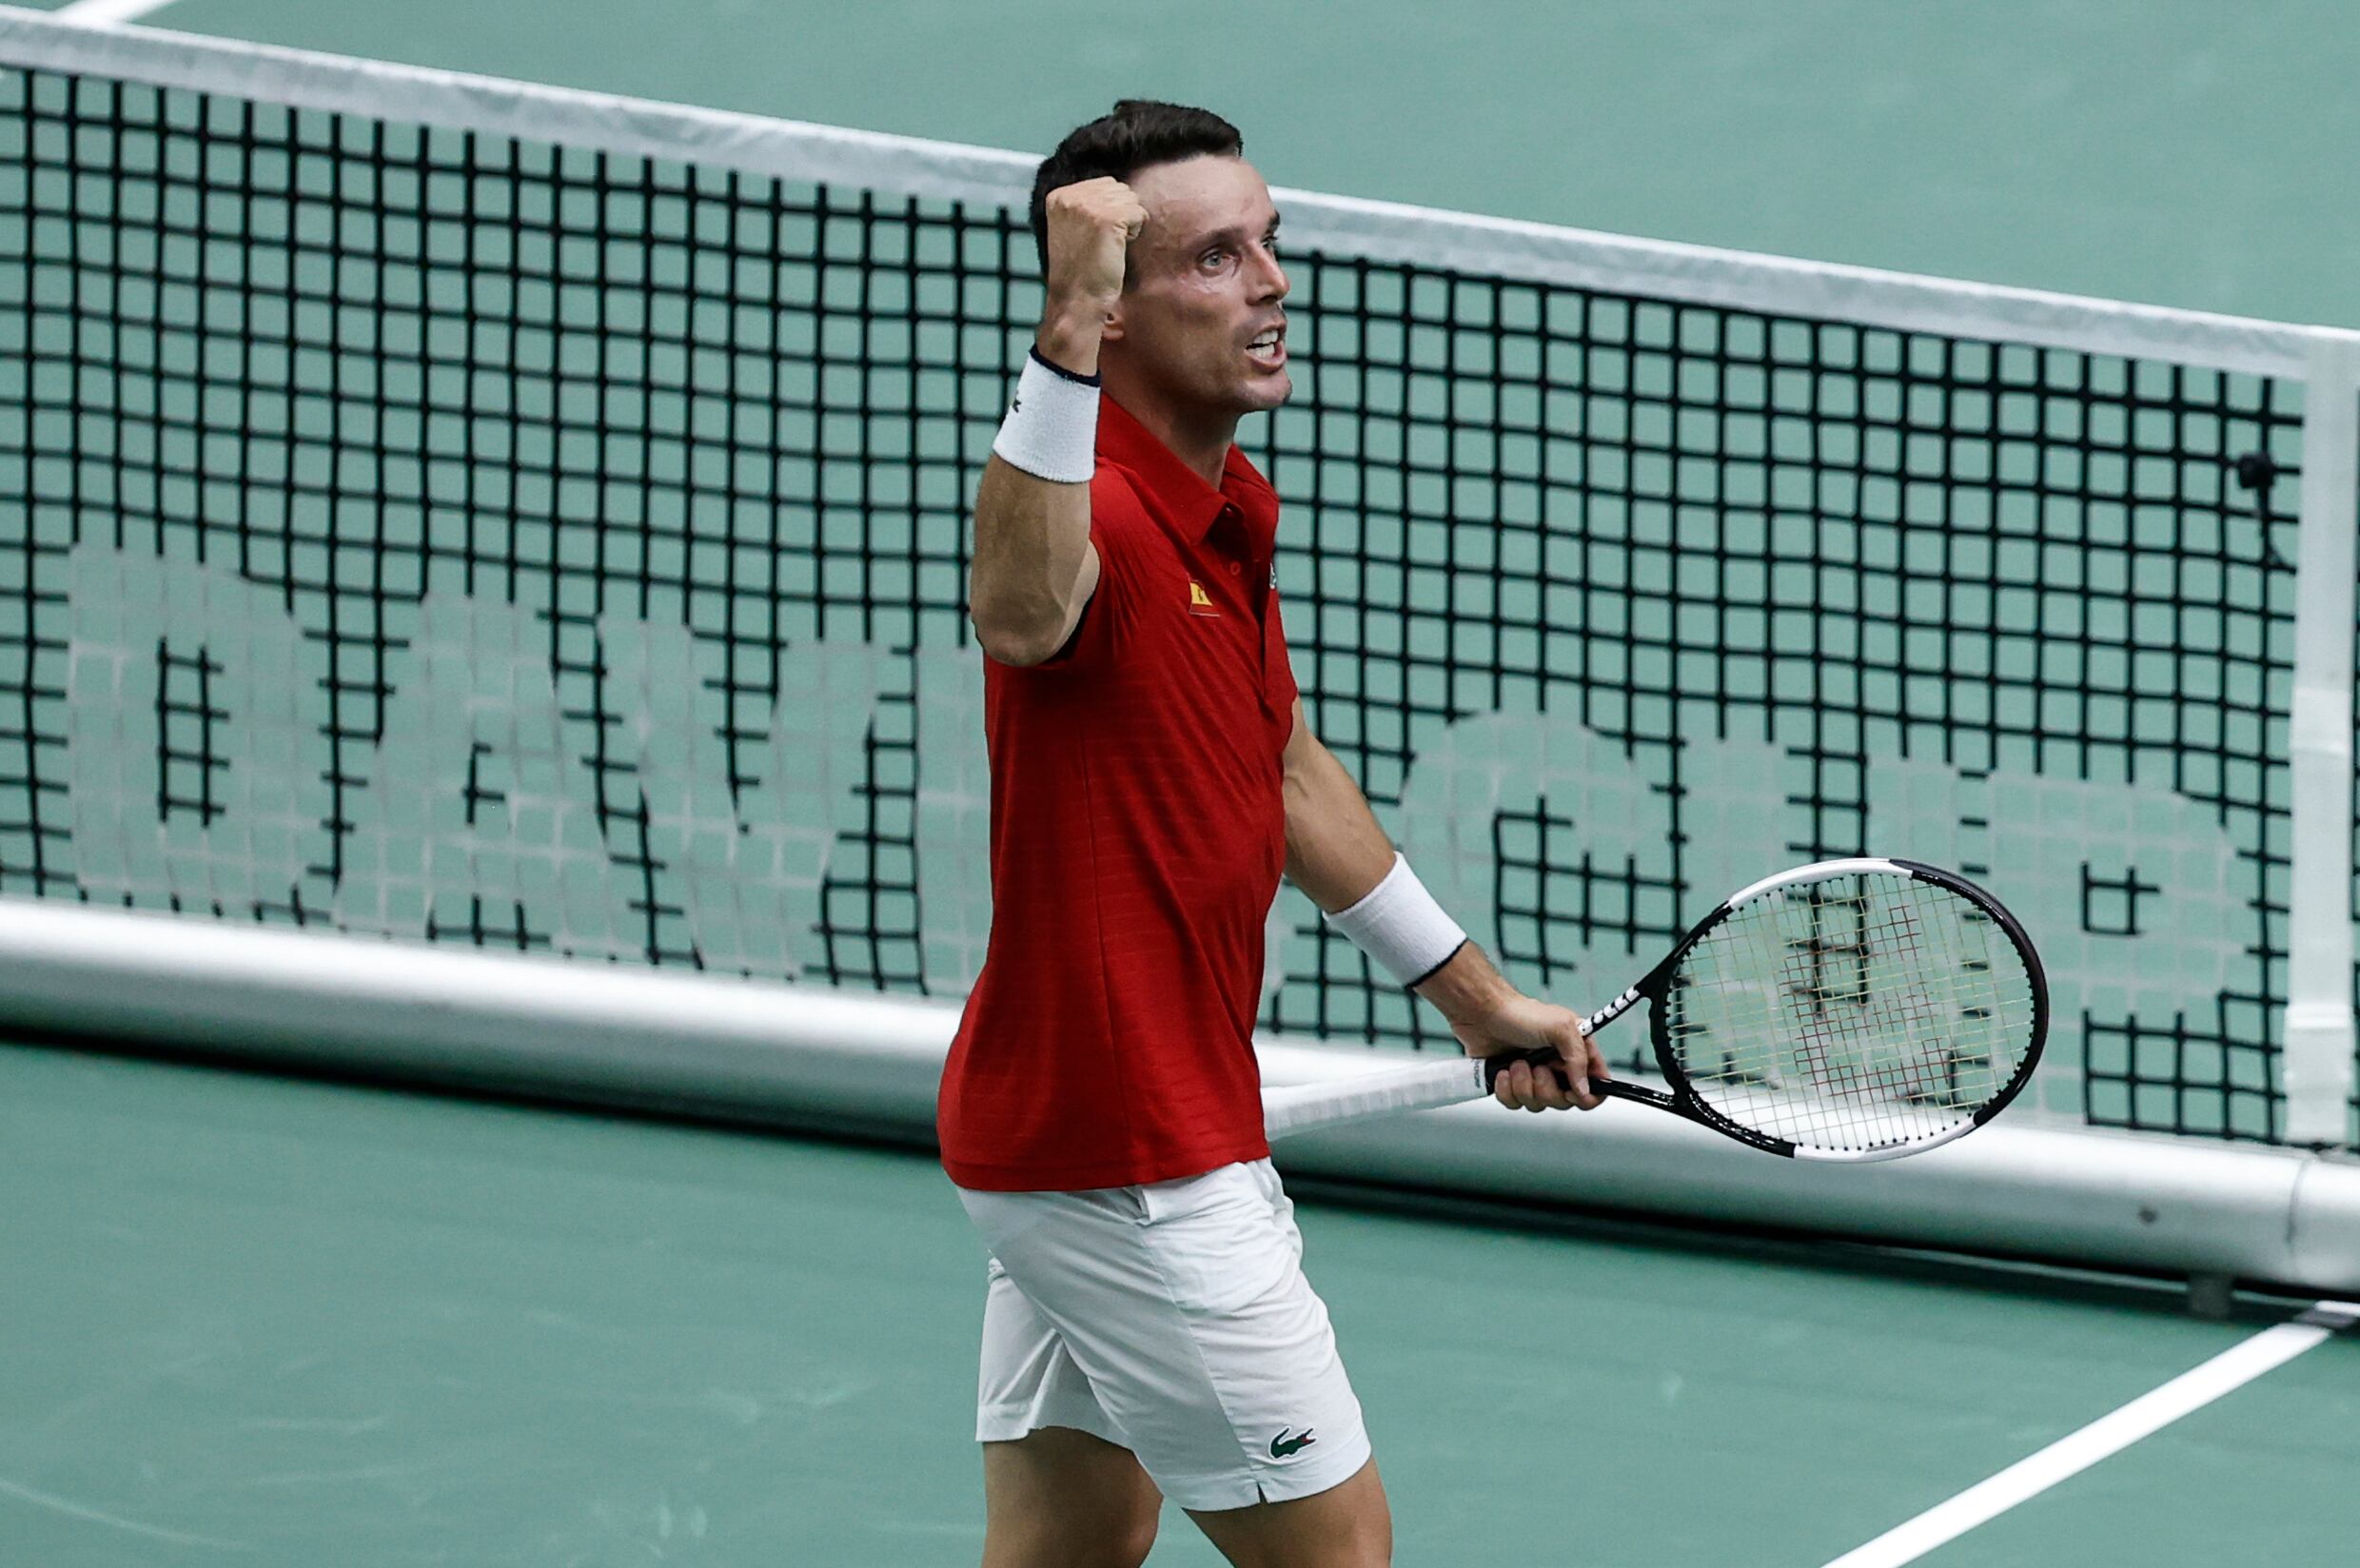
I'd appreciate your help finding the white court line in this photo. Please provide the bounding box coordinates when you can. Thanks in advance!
[1819,1300,2359,1568]
[0,1474,253,1551]
[54,0,187,25]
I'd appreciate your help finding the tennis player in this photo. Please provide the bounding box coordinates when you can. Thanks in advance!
[941,101,1607,1568]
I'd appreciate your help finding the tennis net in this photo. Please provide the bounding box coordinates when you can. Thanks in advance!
[2,10,2355,1148]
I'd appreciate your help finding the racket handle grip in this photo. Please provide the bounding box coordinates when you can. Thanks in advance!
[1480,1046,1605,1095]
[1481,1049,1677,1110]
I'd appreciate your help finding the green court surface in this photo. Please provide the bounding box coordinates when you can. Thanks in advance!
[4,1043,2352,1566]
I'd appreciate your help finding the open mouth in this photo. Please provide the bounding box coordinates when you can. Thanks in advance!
[1245,323,1287,370]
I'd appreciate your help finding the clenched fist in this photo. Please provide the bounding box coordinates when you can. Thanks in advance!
[1041,176,1147,320]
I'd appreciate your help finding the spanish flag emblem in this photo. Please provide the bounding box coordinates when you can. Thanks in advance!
[1188,579,1220,617]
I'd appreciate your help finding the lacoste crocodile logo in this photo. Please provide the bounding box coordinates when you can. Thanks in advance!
[1269,1427,1317,1459]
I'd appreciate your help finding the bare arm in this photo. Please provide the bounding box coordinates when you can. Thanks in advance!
[1281,698,1606,1109]
[967,179,1143,667]
[1280,696,1397,913]
[1279,697,1508,1010]
[968,448,1101,667]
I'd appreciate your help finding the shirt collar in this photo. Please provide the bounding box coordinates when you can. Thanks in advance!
[1097,395,1278,546]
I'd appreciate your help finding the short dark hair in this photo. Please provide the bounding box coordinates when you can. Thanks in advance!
[1029,101,1244,272]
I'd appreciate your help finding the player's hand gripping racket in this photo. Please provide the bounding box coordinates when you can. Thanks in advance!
[1261,858,2047,1162]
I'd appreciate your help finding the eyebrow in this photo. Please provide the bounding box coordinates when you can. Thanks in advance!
[1181,212,1284,251]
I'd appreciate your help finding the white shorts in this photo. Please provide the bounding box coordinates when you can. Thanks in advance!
[956,1158,1371,1511]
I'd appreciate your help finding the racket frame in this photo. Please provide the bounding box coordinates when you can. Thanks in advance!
[1512,856,2050,1162]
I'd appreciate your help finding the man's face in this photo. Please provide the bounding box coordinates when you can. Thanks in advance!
[1107,155,1289,416]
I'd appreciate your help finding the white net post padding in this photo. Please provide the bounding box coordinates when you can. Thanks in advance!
[2283,340,2360,1146]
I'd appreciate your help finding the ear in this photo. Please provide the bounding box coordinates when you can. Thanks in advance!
[1100,294,1127,344]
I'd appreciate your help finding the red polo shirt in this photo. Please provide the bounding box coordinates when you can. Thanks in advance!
[937,396,1299,1191]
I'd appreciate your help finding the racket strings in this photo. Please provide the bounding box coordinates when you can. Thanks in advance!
[1663,873,2038,1153]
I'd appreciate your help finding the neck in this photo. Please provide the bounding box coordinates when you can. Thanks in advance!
[1100,363,1236,489]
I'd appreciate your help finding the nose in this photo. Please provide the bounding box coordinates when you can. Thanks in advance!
[1252,240,1288,304]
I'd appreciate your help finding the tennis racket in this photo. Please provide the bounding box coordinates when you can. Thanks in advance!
[1261,857,2046,1162]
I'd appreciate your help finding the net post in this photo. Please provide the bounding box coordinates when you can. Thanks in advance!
[2284,338,2360,1147]
[2185,1270,2235,1322]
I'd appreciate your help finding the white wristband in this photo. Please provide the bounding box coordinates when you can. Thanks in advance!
[992,350,1100,483]
[1324,853,1469,989]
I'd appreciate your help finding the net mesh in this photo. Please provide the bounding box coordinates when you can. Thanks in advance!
[0,57,2332,1143]
[1666,869,2040,1155]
